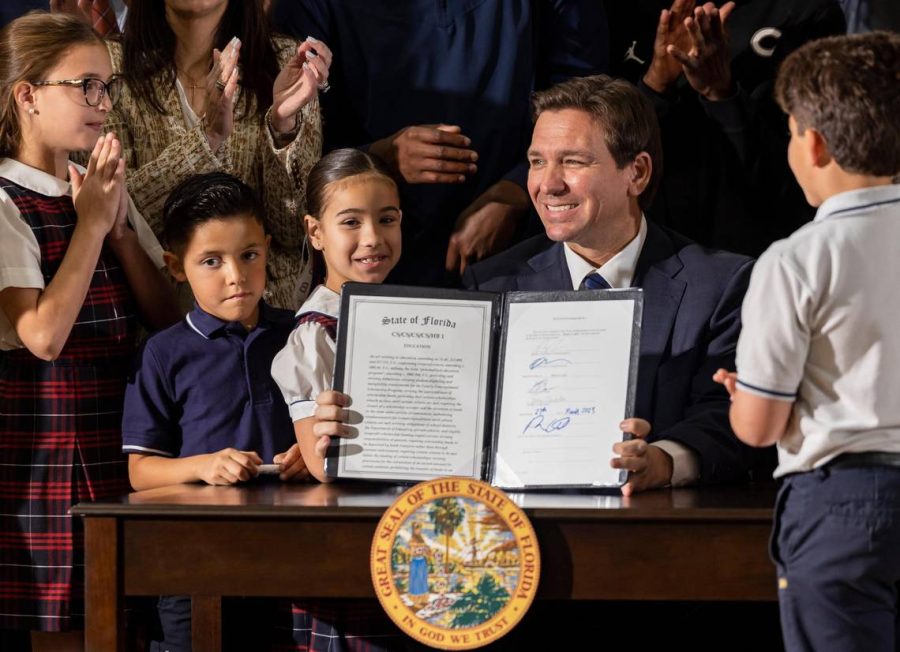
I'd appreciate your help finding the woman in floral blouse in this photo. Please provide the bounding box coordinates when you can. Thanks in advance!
[108,0,331,309]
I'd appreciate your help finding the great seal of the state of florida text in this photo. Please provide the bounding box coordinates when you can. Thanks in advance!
[371,478,540,650]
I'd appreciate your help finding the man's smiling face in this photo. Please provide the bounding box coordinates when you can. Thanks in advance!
[527,108,637,249]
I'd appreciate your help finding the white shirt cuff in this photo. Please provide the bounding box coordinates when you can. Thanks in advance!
[651,440,700,487]
[288,399,317,422]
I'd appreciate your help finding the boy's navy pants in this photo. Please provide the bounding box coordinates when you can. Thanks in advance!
[773,462,900,652]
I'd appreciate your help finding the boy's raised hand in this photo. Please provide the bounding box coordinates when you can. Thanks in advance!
[273,443,309,481]
[312,390,353,459]
[198,448,262,485]
[713,368,738,398]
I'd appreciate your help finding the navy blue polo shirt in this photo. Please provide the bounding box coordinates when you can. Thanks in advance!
[122,302,296,462]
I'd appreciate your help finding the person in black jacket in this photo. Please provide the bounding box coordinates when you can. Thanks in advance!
[605,0,846,256]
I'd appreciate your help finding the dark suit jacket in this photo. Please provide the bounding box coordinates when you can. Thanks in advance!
[464,222,768,484]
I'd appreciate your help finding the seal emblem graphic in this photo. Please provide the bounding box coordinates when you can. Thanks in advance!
[371,478,540,649]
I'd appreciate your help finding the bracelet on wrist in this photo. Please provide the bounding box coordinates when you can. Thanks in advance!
[267,110,301,140]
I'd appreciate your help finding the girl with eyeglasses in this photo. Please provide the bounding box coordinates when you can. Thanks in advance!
[0,12,178,651]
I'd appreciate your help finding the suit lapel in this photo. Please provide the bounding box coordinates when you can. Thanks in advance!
[510,229,686,419]
[518,242,572,291]
[632,224,686,417]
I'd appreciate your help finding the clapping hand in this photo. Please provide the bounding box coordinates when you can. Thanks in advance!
[667,2,736,101]
[643,0,698,94]
[70,132,126,238]
[270,37,333,134]
[204,37,241,153]
[643,1,735,101]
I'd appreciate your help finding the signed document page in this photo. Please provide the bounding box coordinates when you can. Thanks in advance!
[330,285,498,482]
[491,290,642,489]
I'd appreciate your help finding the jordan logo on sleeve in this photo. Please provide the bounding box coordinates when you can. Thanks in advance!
[624,40,646,65]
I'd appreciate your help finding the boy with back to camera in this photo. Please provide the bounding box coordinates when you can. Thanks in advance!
[714,31,900,651]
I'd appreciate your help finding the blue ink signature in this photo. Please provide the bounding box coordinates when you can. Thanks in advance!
[528,356,572,370]
[565,406,596,415]
[528,379,553,394]
[522,413,572,434]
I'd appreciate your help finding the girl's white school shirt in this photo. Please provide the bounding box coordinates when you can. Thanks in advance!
[271,284,340,422]
[0,157,164,350]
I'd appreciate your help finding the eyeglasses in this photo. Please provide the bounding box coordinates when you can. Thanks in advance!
[30,77,122,108]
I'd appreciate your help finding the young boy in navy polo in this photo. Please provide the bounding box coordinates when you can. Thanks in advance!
[121,172,306,651]
[714,32,900,651]
[122,172,304,486]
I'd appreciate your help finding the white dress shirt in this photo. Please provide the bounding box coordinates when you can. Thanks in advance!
[562,216,700,486]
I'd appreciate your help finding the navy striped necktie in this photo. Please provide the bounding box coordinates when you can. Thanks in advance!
[580,272,611,290]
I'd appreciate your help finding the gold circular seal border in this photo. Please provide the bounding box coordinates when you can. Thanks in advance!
[370,477,540,650]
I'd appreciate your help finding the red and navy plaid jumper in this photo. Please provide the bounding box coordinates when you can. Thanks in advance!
[0,178,135,631]
[274,307,401,652]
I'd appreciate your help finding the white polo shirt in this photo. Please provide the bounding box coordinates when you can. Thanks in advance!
[736,184,900,478]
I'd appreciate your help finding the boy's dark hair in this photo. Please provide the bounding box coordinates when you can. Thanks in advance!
[162,172,265,252]
[775,31,900,177]
[531,74,663,210]
[305,148,396,218]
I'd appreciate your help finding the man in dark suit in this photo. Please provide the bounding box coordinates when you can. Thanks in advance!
[465,74,768,494]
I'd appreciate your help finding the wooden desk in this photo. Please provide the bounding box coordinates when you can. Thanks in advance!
[73,482,777,652]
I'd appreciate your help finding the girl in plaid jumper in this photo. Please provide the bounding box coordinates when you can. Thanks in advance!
[0,13,177,651]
